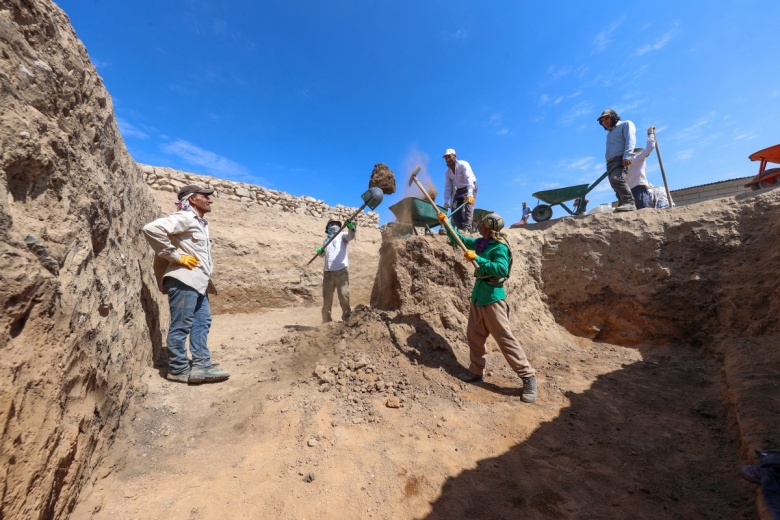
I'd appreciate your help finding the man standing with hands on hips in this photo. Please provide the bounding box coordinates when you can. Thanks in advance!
[442,148,478,232]
[143,184,230,384]
[598,109,637,212]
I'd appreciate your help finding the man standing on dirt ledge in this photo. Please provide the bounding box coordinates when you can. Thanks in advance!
[316,218,356,323]
[438,211,538,403]
[443,148,478,232]
[143,185,230,384]
[598,109,637,212]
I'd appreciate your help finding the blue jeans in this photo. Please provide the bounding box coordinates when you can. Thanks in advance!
[164,277,212,374]
[631,185,652,209]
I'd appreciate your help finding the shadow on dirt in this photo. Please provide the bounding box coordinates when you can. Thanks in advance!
[423,345,755,519]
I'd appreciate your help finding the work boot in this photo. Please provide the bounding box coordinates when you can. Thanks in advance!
[166,369,190,383]
[459,371,484,383]
[189,365,230,384]
[521,376,538,403]
[615,203,636,212]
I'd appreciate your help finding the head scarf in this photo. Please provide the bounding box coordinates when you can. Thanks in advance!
[175,193,208,227]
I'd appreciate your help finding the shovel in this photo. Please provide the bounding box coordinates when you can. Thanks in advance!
[306,187,384,266]
[407,166,479,268]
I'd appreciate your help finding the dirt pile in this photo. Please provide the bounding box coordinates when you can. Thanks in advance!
[0,2,167,518]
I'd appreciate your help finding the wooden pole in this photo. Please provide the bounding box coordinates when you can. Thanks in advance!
[651,126,673,207]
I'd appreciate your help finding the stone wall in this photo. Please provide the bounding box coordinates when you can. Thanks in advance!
[140,164,381,227]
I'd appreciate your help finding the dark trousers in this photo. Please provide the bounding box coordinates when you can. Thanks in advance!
[631,185,651,209]
[452,186,474,231]
[607,157,635,206]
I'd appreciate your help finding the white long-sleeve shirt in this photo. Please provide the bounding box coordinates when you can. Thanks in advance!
[322,228,355,271]
[626,133,656,189]
[143,210,214,294]
[443,160,477,206]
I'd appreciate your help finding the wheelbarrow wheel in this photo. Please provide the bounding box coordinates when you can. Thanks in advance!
[531,204,553,222]
[757,168,780,189]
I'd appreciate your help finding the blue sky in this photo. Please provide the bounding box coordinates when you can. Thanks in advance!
[56,0,780,224]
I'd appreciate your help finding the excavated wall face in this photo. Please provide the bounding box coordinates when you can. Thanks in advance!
[374,190,780,350]
[0,2,167,518]
[537,191,780,345]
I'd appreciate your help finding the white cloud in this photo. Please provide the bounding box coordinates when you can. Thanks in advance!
[91,58,111,70]
[560,100,594,125]
[592,19,623,53]
[448,29,469,40]
[733,132,758,141]
[566,156,599,171]
[487,113,510,136]
[539,94,550,106]
[117,118,149,140]
[161,139,249,177]
[635,30,675,56]
[213,18,227,37]
[676,148,695,160]
[546,65,588,80]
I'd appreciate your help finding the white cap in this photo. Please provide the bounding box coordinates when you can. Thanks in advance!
[443,148,457,157]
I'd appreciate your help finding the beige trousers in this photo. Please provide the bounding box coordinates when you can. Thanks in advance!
[467,299,535,377]
[322,267,351,322]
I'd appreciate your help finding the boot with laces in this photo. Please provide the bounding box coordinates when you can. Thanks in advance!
[521,375,538,403]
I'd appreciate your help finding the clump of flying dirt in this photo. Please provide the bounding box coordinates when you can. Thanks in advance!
[369,163,396,195]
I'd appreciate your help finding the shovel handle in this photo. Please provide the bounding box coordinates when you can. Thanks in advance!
[409,171,479,268]
[652,129,673,206]
[306,202,366,266]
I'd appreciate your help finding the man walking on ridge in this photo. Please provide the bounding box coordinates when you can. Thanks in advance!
[598,109,637,212]
[442,148,478,232]
[143,184,230,384]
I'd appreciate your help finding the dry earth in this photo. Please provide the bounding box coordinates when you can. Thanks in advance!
[72,187,780,520]
[2,1,780,519]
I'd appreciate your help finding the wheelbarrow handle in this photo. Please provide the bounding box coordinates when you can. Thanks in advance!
[409,169,479,269]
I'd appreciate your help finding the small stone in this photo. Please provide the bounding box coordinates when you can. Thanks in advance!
[386,397,401,408]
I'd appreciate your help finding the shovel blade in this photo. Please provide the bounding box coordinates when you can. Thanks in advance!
[361,187,384,210]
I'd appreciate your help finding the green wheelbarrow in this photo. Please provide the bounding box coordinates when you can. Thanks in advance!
[469,208,494,233]
[387,197,447,237]
[530,171,609,222]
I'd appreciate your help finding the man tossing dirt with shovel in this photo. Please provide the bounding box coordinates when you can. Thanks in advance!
[438,211,538,403]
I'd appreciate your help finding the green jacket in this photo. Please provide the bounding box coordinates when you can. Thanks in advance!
[447,229,511,307]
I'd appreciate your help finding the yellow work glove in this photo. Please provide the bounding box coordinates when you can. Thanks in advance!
[437,212,448,225]
[467,196,475,205]
[464,250,477,262]
[176,254,199,270]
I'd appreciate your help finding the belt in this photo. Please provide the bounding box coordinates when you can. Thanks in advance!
[607,155,623,163]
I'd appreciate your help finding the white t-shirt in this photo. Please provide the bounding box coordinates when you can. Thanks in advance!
[322,229,355,271]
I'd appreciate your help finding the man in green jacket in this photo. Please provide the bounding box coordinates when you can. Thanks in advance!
[438,211,538,403]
